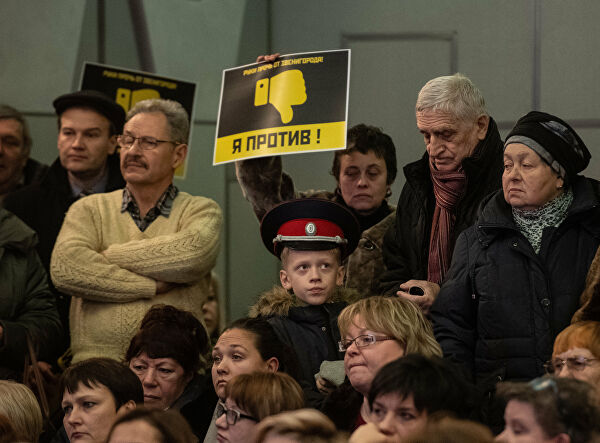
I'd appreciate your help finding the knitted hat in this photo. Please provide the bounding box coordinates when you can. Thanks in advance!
[260,198,360,260]
[504,111,590,179]
[53,89,126,134]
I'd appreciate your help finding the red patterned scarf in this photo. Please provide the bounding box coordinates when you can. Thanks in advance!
[427,164,467,284]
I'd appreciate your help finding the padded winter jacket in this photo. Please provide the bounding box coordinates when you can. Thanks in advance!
[431,176,600,387]
[380,118,503,294]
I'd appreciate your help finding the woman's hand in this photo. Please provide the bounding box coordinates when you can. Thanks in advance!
[256,53,280,63]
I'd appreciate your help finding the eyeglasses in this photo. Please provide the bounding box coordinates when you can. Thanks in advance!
[117,134,179,150]
[217,401,258,425]
[543,356,598,374]
[0,136,23,150]
[338,334,395,352]
[529,376,558,393]
[528,377,571,435]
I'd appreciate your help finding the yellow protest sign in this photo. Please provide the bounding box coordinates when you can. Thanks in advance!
[214,50,350,165]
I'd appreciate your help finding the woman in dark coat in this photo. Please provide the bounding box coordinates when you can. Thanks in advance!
[431,111,600,389]
[126,304,217,441]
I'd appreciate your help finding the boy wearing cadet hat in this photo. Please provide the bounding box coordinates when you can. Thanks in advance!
[249,198,361,408]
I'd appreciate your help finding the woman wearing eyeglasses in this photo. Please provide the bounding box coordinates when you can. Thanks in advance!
[215,372,304,443]
[323,296,441,431]
[547,321,600,400]
[496,377,600,443]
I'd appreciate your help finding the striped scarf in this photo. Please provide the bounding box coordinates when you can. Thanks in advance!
[427,166,467,284]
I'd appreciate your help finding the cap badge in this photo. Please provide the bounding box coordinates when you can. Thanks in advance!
[305,222,317,236]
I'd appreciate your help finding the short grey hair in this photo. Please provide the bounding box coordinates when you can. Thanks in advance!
[416,73,487,122]
[126,99,190,144]
[0,104,32,155]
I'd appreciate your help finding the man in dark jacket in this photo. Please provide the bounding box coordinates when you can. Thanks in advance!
[379,73,503,313]
[0,207,61,378]
[4,90,125,359]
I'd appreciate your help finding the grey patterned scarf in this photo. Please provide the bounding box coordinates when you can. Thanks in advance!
[512,189,573,254]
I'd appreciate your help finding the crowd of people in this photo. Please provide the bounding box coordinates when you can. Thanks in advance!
[0,62,599,443]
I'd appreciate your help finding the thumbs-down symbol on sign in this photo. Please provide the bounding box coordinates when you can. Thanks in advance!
[254,70,307,124]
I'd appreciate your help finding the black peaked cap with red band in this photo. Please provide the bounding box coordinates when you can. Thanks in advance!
[260,198,360,260]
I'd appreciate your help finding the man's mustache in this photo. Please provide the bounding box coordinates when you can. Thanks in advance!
[123,155,148,168]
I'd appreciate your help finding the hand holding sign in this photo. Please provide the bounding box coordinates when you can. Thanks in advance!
[214,49,349,165]
[254,70,307,124]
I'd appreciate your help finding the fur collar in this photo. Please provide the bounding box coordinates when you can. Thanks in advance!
[249,285,361,318]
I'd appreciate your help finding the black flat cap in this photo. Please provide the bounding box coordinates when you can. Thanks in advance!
[53,90,126,133]
[260,198,360,260]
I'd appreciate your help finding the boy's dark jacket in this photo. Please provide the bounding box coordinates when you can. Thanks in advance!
[249,285,360,407]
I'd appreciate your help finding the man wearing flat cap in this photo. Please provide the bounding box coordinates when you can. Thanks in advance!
[4,90,126,359]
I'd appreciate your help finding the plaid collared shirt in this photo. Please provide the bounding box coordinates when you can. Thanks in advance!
[121,184,179,231]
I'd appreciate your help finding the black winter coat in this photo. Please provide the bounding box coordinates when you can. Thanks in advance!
[0,208,61,376]
[3,154,124,356]
[380,118,504,294]
[172,374,218,440]
[249,286,359,408]
[431,176,600,387]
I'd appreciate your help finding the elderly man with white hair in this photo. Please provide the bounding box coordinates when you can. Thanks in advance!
[380,73,503,312]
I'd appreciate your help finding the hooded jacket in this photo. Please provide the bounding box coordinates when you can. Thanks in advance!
[431,176,600,387]
[0,208,61,375]
[379,118,504,293]
[249,286,360,407]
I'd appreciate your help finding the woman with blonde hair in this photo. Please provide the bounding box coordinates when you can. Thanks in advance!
[255,409,347,443]
[324,295,441,431]
[0,380,43,442]
[215,371,304,443]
